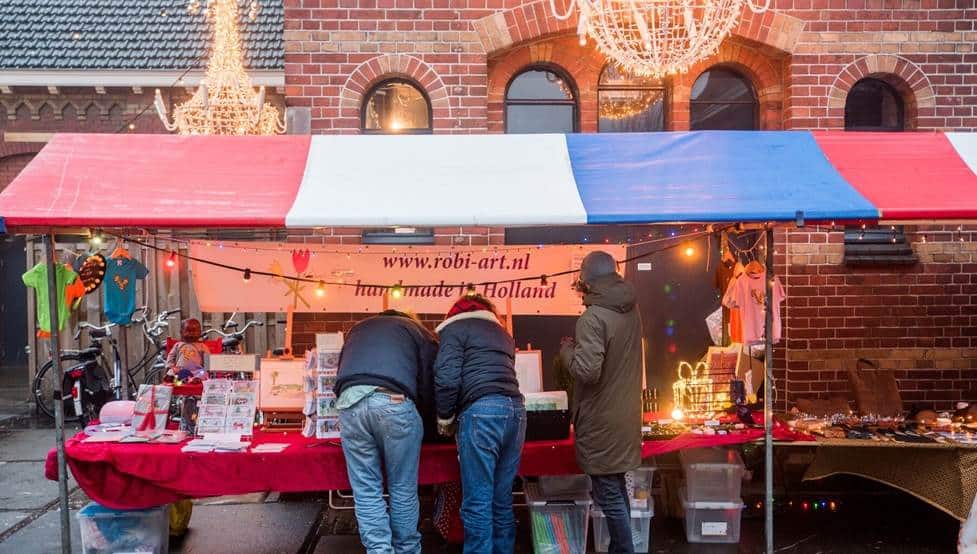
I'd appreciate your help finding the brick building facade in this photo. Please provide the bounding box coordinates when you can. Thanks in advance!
[282,0,977,410]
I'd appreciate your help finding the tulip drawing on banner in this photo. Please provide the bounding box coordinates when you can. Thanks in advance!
[269,249,313,310]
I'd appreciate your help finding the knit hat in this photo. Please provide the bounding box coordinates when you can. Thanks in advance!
[578,250,618,284]
[446,295,495,319]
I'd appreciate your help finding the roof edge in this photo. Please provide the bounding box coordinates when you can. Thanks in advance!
[0,69,284,88]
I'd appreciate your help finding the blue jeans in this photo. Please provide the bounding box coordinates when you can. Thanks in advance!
[457,394,527,554]
[591,474,634,554]
[340,393,423,554]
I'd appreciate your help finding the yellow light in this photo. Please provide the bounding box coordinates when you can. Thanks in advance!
[315,281,326,297]
[89,233,103,246]
[155,0,284,135]
[390,283,403,299]
[671,407,684,421]
[389,119,403,130]
[684,246,695,257]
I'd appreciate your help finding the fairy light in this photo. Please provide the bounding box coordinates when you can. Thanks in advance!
[540,275,549,286]
[390,282,404,299]
[315,281,326,297]
[89,231,104,247]
[165,251,178,269]
[466,283,477,296]
[550,0,770,78]
[242,268,252,283]
[156,0,284,135]
[684,246,695,257]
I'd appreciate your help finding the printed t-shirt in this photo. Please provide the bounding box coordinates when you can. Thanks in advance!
[104,256,149,324]
[722,269,784,344]
[166,341,211,380]
[22,263,77,333]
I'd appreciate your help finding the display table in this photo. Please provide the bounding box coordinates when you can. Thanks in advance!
[44,429,782,510]
[784,438,977,521]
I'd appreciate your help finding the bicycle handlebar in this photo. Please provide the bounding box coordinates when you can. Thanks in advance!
[74,322,117,340]
[204,320,264,338]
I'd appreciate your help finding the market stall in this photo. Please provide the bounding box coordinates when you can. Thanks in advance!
[6,130,977,553]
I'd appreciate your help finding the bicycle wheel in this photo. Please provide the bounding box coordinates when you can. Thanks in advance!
[143,365,164,386]
[32,357,81,422]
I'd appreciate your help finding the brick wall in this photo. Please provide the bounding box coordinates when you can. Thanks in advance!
[778,225,977,411]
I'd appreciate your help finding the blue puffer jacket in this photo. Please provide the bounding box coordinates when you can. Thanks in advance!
[434,310,522,420]
[335,312,438,407]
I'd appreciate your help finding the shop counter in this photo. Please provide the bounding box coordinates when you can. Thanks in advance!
[44,429,788,510]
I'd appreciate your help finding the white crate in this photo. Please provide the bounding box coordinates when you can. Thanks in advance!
[679,447,745,503]
[591,502,653,553]
[78,502,169,554]
[680,491,743,544]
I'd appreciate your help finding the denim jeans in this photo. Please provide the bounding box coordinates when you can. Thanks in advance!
[457,394,527,554]
[340,392,423,554]
[591,473,634,554]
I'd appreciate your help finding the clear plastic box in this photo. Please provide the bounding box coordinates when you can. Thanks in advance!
[78,502,169,554]
[679,447,745,503]
[680,491,743,544]
[537,474,591,498]
[627,467,655,511]
[524,481,592,554]
[591,502,654,553]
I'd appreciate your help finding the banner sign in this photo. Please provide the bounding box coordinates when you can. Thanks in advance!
[190,242,626,315]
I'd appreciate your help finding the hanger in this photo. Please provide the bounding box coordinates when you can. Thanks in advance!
[745,259,764,275]
[110,238,131,259]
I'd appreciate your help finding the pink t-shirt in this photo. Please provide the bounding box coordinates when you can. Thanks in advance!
[721,270,784,344]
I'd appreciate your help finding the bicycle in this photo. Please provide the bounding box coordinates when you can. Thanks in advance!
[203,312,265,354]
[32,307,180,423]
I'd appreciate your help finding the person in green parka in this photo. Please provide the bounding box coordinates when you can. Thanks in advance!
[560,250,643,554]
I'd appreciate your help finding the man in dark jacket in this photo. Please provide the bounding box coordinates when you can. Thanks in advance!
[335,310,438,554]
[560,251,643,554]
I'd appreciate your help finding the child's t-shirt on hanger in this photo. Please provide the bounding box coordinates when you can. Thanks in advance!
[104,256,149,324]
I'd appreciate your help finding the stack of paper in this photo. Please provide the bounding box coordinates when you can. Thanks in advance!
[181,437,251,453]
[251,443,290,453]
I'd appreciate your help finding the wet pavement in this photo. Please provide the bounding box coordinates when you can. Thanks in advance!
[0,369,960,553]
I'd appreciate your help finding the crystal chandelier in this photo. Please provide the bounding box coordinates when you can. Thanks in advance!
[155,0,284,135]
[550,0,770,78]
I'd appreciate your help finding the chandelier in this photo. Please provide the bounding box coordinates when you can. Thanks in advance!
[550,0,770,78]
[155,0,284,135]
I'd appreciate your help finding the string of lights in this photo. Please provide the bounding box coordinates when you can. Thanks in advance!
[97,226,718,257]
[103,227,729,295]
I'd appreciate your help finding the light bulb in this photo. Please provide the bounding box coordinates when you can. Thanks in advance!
[243,268,252,283]
[165,252,177,269]
[315,281,326,297]
[671,407,684,421]
[684,246,695,257]
[466,283,476,296]
[540,275,548,286]
[390,283,403,299]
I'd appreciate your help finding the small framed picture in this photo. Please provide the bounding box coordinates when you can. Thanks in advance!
[317,372,337,395]
[229,404,253,418]
[226,416,254,435]
[316,416,341,439]
[230,392,255,407]
[199,405,227,418]
[202,392,227,406]
[197,416,225,435]
[318,351,340,371]
[317,394,338,417]
[232,380,258,394]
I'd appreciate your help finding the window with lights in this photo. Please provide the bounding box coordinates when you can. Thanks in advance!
[504,67,577,134]
[361,79,432,134]
[598,64,665,133]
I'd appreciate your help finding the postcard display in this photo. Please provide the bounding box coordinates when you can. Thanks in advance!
[197,379,258,436]
[303,333,343,439]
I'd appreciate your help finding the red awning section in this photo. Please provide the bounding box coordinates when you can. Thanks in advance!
[0,133,310,228]
[814,131,977,220]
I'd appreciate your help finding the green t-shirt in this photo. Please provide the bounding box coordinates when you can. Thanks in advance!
[22,263,76,333]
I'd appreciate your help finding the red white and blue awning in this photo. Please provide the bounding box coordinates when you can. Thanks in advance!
[2,131,977,230]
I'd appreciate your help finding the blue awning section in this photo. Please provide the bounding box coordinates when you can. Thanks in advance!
[566,131,880,223]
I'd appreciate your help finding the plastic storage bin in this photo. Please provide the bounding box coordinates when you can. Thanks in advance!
[627,467,655,511]
[78,502,169,554]
[679,447,745,503]
[680,491,743,544]
[591,502,654,553]
[524,480,592,554]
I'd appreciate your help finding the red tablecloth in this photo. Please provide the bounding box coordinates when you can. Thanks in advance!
[46,428,798,510]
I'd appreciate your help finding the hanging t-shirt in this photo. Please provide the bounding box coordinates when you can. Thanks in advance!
[104,256,149,324]
[722,269,784,344]
[22,263,77,333]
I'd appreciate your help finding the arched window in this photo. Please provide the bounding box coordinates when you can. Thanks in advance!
[361,79,432,134]
[598,65,665,132]
[845,78,904,131]
[690,67,757,130]
[505,66,577,133]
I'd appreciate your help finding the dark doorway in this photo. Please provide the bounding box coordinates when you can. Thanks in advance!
[0,235,28,368]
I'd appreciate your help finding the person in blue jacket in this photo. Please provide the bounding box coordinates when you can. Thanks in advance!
[435,294,525,554]
[334,310,438,554]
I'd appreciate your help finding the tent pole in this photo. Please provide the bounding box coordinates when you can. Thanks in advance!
[764,226,775,554]
[45,232,71,553]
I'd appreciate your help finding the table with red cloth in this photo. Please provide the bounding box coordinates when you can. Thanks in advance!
[46,428,801,510]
